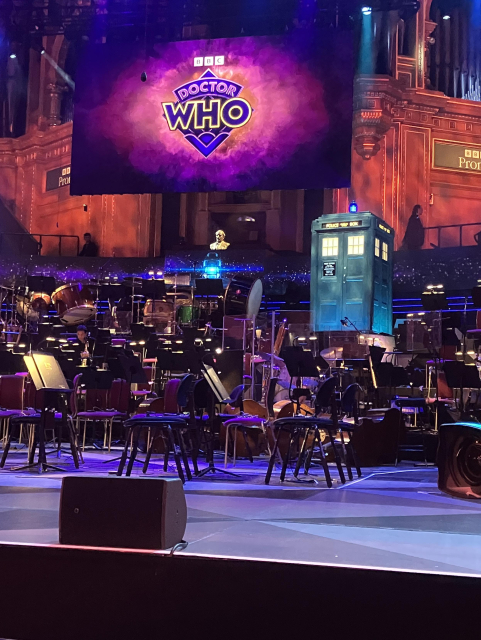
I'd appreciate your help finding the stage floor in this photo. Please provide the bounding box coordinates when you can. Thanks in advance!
[0,449,480,576]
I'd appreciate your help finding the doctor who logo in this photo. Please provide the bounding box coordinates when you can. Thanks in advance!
[161,69,253,158]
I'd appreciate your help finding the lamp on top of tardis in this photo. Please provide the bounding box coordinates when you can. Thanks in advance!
[349,201,358,213]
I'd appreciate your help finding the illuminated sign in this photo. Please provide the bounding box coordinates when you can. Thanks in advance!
[378,223,391,234]
[46,165,71,191]
[321,220,362,229]
[433,141,481,173]
[162,69,253,158]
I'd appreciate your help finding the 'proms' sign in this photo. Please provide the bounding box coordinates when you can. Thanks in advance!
[433,141,481,173]
[46,165,71,191]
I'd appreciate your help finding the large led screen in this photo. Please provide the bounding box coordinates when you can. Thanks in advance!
[71,32,354,195]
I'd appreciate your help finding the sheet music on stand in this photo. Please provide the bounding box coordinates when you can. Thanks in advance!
[24,352,69,391]
[13,352,78,473]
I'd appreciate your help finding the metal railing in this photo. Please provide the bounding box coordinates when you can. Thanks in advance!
[0,233,80,256]
[425,222,481,249]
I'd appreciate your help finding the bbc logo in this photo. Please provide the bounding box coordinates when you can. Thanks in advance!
[194,56,225,67]
[465,149,480,158]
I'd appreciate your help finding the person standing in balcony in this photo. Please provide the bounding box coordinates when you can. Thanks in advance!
[402,204,425,250]
[78,233,99,257]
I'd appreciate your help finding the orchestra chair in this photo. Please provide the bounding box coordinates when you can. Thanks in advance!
[74,376,128,452]
[223,414,269,468]
[265,379,363,486]
[117,375,198,482]
[0,374,26,446]
[0,393,81,470]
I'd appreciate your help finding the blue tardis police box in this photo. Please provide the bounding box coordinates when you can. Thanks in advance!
[311,212,394,334]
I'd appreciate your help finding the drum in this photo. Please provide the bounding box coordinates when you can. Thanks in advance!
[143,299,174,330]
[224,277,263,318]
[16,292,37,321]
[51,283,96,325]
[29,292,51,312]
[176,305,199,325]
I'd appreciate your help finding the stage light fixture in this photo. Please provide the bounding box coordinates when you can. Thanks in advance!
[140,71,147,82]
[349,201,358,213]
[361,6,372,15]
[443,14,450,19]
[9,54,16,59]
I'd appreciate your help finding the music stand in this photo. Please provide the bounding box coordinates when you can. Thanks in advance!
[27,276,56,296]
[196,363,240,478]
[195,279,224,296]
[100,283,126,301]
[141,280,167,299]
[282,347,319,379]
[14,352,75,473]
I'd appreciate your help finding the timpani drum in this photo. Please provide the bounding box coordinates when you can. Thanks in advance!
[29,292,51,312]
[224,277,263,318]
[51,283,97,325]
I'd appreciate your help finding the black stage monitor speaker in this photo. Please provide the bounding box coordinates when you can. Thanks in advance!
[438,422,481,500]
[59,476,187,549]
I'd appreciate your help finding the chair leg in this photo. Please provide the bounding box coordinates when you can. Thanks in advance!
[163,432,170,471]
[338,430,353,481]
[126,427,141,476]
[233,427,238,466]
[224,424,230,468]
[166,427,185,483]
[280,430,295,482]
[67,420,80,469]
[190,428,200,475]
[81,419,87,451]
[143,427,158,474]
[294,428,310,478]
[0,425,15,467]
[116,428,132,476]
[175,429,192,481]
[346,432,362,478]
[241,428,254,464]
[265,427,282,485]
[29,432,38,466]
[327,428,346,484]
[313,429,333,488]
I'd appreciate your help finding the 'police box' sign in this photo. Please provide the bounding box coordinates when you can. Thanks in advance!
[46,165,71,191]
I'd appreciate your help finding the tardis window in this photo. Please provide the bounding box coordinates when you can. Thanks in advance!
[382,241,388,261]
[322,237,339,256]
[375,237,380,257]
[347,235,364,255]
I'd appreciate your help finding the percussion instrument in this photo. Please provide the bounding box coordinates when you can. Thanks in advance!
[177,305,199,325]
[224,277,263,318]
[16,288,50,322]
[51,283,96,325]
[30,292,51,312]
[143,299,174,331]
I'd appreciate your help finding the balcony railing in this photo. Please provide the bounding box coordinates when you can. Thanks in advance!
[0,233,80,256]
[425,223,481,249]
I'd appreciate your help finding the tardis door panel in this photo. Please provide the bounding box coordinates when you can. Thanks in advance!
[342,233,371,330]
[315,232,342,331]
[372,235,393,334]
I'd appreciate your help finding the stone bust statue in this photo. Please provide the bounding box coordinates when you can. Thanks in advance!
[210,229,230,250]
